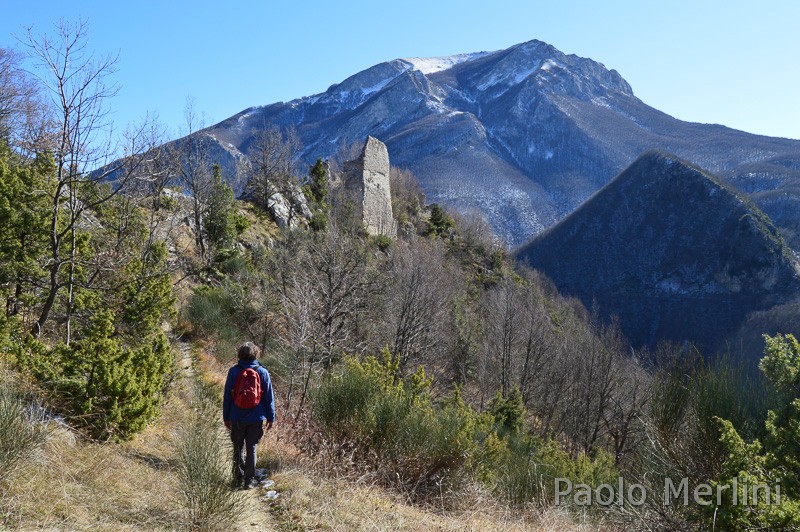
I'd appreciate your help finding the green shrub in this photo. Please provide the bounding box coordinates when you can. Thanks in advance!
[488,386,525,437]
[185,286,242,346]
[760,333,800,490]
[370,234,392,252]
[310,353,477,492]
[311,352,623,504]
[493,435,618,508]
[22,311,171,441]
[309,210,328,232]
[220,254,250,276]
[701,417,800,529]
[426,203,454,237]
[699,334,800,529]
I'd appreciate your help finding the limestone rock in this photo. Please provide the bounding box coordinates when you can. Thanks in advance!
[289,184,313,220]
[267,191,293,228]
[265,181,312,229]
[343,136,396,237]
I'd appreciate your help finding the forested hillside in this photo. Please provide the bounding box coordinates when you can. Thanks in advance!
[517,151,800,357]
[1,21,799,531]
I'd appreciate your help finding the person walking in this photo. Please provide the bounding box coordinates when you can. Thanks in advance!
[223,341,275,489]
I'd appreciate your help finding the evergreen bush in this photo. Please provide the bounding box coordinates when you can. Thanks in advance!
[25,310,172,440]
[311,353,477,491]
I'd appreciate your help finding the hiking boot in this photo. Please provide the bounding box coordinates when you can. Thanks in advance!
[245,478,260,490]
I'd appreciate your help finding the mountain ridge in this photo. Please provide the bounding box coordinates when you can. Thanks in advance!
[173,38,800,247]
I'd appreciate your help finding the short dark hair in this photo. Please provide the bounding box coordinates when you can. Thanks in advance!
[237,342,261,361]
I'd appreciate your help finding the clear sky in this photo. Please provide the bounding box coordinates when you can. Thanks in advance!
[3,0,799,141]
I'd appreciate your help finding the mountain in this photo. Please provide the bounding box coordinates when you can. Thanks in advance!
[515,151,800,355]
[185,39,800,247]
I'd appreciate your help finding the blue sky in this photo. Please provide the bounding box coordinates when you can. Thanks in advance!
[3,0,799,140]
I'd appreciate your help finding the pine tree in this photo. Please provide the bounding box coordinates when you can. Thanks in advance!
[45,309,172,440]
[22,230,175,440]
[204,164,238,259]
[307,159,328,205]
[426,203,454,237]
[760,334,800,491]
[304,159,329,232]
[0,141,54,317]
[704,334,800,528]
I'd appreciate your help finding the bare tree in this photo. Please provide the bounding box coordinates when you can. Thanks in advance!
[272,224,382,414]
[246,126,306,226]
[447,292,482,389]
[389,167,424,235]
[329,139,362,176]
[516,272,558,405]
[384,239,451,379]
[172,97,215,263]
[485,277,521,398]
[603,352,650,464]
[265,237,316,415]
[23,20,151,340]
[124,116,173,212]
[0,47,52,153]
[305,224,381,370]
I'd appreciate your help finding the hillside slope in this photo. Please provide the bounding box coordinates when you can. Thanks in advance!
[0,342,576,531]
[515,151,800,355]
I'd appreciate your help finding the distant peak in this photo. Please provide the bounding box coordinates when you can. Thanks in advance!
[629,150,712,177]
[515,39,555,52]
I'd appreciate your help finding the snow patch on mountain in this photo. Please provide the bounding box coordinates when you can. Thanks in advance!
[402,52,491,74]
[361,76,396,97]
[540,59,560,71]
[478,63,541,92]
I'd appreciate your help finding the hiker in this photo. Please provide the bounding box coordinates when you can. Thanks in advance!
[223,341,275,489]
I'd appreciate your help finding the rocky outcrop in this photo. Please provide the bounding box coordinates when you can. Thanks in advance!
[342,136,396,237]
[266,181,312,229]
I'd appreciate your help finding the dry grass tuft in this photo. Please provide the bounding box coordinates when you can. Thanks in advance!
[262,463,593,531]
[173,372,246,531]
[1,419,182,530]
[0,376,48,488]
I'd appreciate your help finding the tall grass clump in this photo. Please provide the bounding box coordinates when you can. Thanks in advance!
[174,378,243,530]
[0,378,48,488]
[185,286,244,359]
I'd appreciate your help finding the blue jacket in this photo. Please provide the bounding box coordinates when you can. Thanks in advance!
[223,359,275,424]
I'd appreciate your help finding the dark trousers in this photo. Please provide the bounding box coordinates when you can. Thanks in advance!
[230,421,264,485]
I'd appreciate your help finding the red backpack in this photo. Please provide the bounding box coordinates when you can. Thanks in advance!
[233,367,262,409]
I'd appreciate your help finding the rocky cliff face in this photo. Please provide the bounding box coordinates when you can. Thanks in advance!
[184,39,800,247]
[515,151,800,355]
[342,136,396,237]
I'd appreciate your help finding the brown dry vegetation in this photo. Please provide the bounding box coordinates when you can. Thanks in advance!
[0,339,586,531]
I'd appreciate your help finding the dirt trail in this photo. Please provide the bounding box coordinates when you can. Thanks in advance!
[174,337,281,530]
